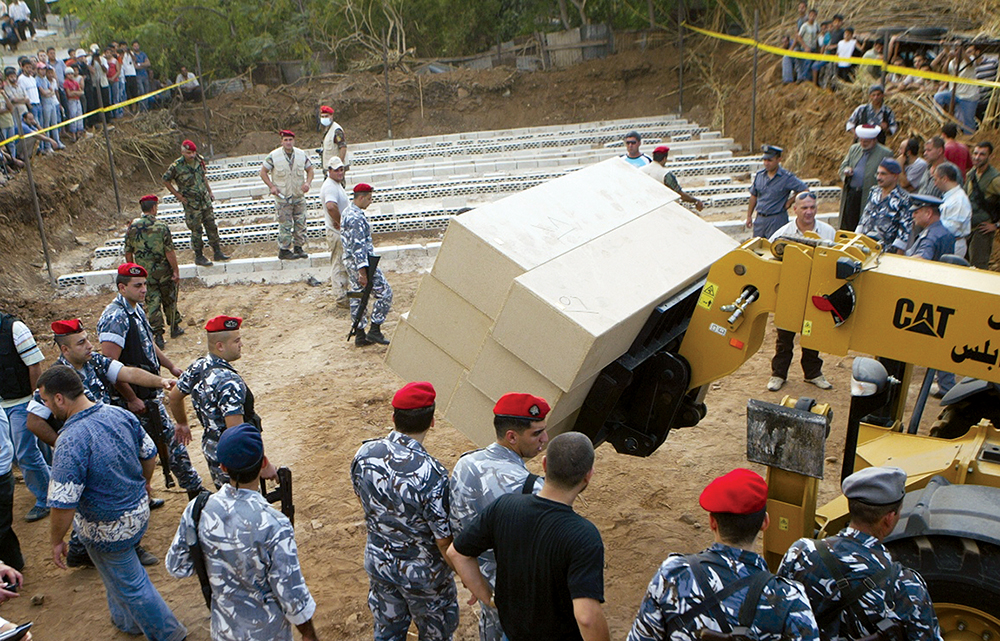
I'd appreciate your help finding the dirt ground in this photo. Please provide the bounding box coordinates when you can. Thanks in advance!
[0,272,945,640]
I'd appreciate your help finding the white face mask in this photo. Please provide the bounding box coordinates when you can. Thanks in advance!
[319,117,332,127]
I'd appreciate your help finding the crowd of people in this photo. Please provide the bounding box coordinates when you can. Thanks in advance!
[0,39,201,177]
[781,3,998,133]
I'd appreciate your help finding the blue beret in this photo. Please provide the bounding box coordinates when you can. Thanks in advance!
[869,84,884,94]
[842,466,906,505]
[216,423,264,471]
[911,194,943,210]
[879,158,902,174]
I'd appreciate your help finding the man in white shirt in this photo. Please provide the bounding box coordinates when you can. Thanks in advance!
[320,156,351,305]
[933,45,981,133]
[835,27,857,80]
[933,162,972,258]
[175,66,200,101]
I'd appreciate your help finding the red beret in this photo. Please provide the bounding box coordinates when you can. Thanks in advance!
[118,262,147,278]
[319,105,334,114]
[51,318,83,336]
[205,315,242,333]
[279,129,295,138]
[139,194,158,204]
[493,393,550,421]
[699,468,768,514]
[181,139,197,151]
[653,145,670,155]
[392,381,436,410]
[353,183,374,194]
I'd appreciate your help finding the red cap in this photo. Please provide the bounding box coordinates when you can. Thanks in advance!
[493,393,550,421]
[51,318,83,336]
[392,381,436,410]
[353,183,374,194]
[205,315,242,332]
[279,129,295,138]
[139,194,158,204]
[118,263,147,278]
[319,105,334,114]
[699,468,768,514]
[653,145,670,155]
[181,139,197,151]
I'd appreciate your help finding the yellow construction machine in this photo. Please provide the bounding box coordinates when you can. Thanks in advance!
[573,231,1000,638]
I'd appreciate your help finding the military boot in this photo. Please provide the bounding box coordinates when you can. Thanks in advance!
[194,251,213,267]
[367,323,390,345]
[170,324,185,338]
[355,328,373,347]
[212,243,230,261]
[293,245,308,259]
[278,248,296,260]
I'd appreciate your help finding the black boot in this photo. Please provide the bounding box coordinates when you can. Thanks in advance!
[154,333,165,350]
[170,324,185,338]
[212,243,230,261]
[367,323,390,345]
[355,329,373,347]
[194,251,213,267]
[293,245,308,259]
[278,248,296,260]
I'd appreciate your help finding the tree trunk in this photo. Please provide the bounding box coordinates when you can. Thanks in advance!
[569,0,589,25]
[556,0,571,29]
[647,0,655,28]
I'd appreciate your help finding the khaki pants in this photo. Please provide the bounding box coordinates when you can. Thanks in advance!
[326,228,350,295]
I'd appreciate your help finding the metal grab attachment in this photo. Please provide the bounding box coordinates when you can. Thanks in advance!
[575,280,707,457]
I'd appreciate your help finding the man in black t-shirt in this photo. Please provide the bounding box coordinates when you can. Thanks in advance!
[448,432,609,641]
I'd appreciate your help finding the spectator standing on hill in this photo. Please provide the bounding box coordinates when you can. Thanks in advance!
[940,123,972,180]
[835,28,857,81]
[132,41,151,110]
[965,141,1000,269]
[846,85,897,145]
[932,44,980,133]
[62,66,82,142]
[793,9,819,83]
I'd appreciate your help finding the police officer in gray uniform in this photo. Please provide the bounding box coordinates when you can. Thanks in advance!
[351,381,458,641]
[746,145,809,239]
[166,423,318,641]
[449,392,550,641]
[777,466,943,640]
[628,468,820,641]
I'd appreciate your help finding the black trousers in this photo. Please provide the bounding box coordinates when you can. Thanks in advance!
[0,471,24,571]
[771,328,824,380]
[840,185,863,231]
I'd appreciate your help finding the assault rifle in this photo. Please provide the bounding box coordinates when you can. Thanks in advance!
[260,466,295,526]
[143,399,175,489]
[347,254,380,341]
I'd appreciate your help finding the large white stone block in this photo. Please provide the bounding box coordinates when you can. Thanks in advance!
[406,274,492,369]
[384,314,465,412]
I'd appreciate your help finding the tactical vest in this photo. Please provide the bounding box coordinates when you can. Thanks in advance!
[0,313,32,400]
[116,312,160,401]
[268,147,308,199]
[206,359,262,432]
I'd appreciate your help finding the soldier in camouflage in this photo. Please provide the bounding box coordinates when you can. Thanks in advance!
[449,392,549,641]
[628,469,820,641]
[167,423,318,641]
[260,129,313,260]
[777,466,942,641]
[98,262,205,501]
[168,315,274,489]
[351,381,459,641]
[320,105,347,168]
[162,139,230,266]
[342,183,392,346]
[123,194,182,348]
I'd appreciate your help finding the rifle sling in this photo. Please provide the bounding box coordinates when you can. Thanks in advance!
[189,490,214,609]
[666,554,768,636]
[814,540,898,632]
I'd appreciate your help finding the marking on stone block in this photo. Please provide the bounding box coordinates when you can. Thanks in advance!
[557,295,597,314]
[698,280,718,310]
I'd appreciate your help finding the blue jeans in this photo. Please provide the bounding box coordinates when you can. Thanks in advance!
[136,75,151,111]
[41,98,61,146]
[934,90,978,133]
[3,403,49,509]
[29,103,48,151]
[1,126,15,159]
[88,542,187,641]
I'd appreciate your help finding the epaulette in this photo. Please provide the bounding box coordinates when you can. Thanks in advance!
[457,448,484,459]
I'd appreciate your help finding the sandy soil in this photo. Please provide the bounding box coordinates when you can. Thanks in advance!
[0,269,945,640]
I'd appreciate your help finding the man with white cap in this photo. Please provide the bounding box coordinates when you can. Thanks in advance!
[628,468,819,641]
[838,124,893,231]
[855,157,913,253]
[777,466,942,641]
[320,156,351,307]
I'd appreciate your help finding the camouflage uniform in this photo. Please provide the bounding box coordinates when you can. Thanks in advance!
[98,294,203,492]
[263,147,312,251]
[176,354,249,489]
[777,528,943,641]
[351,430,459,641]
[162,154,221,256]
[123,213,181,336]
[342,203,393,330]
[627,543,820,641]
[28,353,122,418]
[165,484,316,641]
[449,443,543,641]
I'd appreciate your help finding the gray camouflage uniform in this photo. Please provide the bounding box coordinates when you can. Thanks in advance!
[166,484,316,641]
[449,443,543,641]
[176,354,248,489]
[351,430,458,641]
[777,527,943,641]
[628,543,820,641]
[341,202,392,330]
[97,293,203,492]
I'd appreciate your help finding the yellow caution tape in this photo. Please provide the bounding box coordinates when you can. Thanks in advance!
[1,78,196,149]
[683,22,1000,90]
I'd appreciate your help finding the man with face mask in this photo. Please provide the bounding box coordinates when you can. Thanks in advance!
[320,105,347,169]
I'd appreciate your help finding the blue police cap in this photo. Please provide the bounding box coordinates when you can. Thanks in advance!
[910,194,943,210]
[762,145,783,158]
[879,158,902,174]
[216,423,264,471]
[842,466,906,505]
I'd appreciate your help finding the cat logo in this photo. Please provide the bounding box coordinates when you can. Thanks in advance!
[892,298,955,339]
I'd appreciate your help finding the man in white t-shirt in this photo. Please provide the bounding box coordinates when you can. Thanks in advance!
[835,27,857,80]
[121,48,137,102]
[320,156,351,306]
[793,9,818,81]
[766,192,836,393]
[176,66,200,101]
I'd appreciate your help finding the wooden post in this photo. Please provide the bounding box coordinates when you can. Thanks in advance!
[91,72,123,217]
[677,0,684,115]
[879,32,889,88]
[16,118,55,284]
[751,10,760,152]
[382,28,393,141]
[195,42,215,160]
